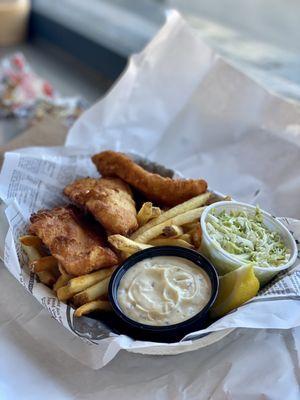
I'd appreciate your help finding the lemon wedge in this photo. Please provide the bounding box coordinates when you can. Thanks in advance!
[211,265,260,319]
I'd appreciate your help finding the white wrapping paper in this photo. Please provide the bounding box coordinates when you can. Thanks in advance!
[1,12,300,372]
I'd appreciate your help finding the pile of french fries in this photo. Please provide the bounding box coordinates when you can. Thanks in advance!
[108,191,213,258]
[20,236,114,317]
[19,192,230,318]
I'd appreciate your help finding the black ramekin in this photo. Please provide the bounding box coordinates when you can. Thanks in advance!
[108,246,219,343]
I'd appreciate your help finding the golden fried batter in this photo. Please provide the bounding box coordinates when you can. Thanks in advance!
[29,206,118,276]
[92,151,208,207]
[64,177,138,235]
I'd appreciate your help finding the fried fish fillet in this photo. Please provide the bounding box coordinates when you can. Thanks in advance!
[92,151,208,207]
[64,177,138,235]
[29,206,118,276]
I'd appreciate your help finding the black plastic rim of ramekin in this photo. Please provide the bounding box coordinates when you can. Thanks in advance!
[108,246,219,340]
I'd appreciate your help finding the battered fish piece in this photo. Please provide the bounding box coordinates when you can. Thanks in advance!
[64,177,138,235]
[92,151,208,207]
[29,206,118,276]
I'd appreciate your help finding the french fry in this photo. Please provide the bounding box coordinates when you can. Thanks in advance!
[184,222,202,248]
[72,276,111,307]
[20,243,41,262]
[57,285,74,302]
[177,233,192,244]
[19,235,43,248]
[182,221,198,231]
[68,268,114,294]
[191,225,202,248]
[56,268,113,301]
[149,238,193,249]
[131,192,210,240]
[30,255,58,273]
[74,300,112,317]
[152,207,162,219]
[21,243,57,287]
[53,274,71,292]
[224,195,232,201]
[134,207,205,243]
[137,202,162,226]
[206,193,232,206]
[162,225,183,237]
[108,235,152,255]
[120,251,132,261]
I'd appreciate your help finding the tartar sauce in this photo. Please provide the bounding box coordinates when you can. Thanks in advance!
[117,256,211,326]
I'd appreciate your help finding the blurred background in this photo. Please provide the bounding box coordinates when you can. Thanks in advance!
[1,0,300,144]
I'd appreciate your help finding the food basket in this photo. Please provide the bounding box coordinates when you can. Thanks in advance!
[0,150,237,356]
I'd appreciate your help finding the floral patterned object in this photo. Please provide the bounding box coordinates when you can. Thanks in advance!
[0,53,88,126]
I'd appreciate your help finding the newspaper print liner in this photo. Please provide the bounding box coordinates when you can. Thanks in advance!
[2,151,300,355]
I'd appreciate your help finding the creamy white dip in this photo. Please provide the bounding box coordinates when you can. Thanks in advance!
[117,256,212,326]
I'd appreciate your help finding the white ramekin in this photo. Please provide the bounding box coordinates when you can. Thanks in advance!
[200,201,298,285]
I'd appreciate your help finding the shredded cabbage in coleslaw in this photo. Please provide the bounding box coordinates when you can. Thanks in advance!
[206,207,290,268]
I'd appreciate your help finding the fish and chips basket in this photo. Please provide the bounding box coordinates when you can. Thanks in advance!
[1,12,300,368]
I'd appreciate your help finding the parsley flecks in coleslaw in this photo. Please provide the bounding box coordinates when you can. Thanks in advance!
[206,207,290,268]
